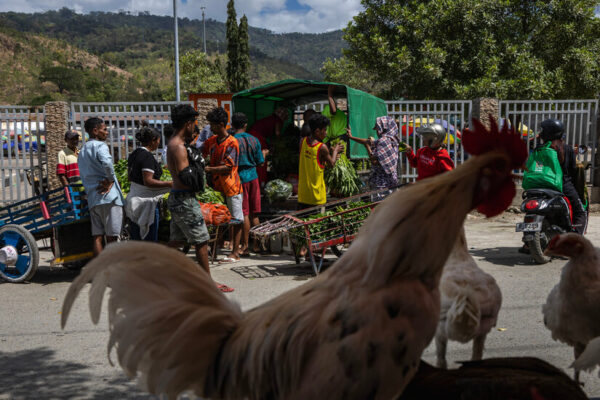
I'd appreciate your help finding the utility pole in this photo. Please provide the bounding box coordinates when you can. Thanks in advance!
[201,6,207,53]
[173,0,181,101]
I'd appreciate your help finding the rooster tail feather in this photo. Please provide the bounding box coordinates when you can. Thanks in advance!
[571,337,600,374]
[60,241,244,399]
[445,288,481,343]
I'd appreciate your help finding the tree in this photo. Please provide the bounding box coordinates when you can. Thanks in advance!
[226,0,240,92]
[321,57,389,98]
[344,0,600,99]
[39,66,84,94]
[237,15,250,91]
[180,49,228,93]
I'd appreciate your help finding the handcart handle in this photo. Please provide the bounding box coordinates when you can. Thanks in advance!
[64,187,72,204]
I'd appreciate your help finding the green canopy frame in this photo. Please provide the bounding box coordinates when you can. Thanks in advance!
[232,79,388,159]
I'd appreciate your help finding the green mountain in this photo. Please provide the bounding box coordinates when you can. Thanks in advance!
[0,9,346,105]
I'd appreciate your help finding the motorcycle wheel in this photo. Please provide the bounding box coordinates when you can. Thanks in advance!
[525,232,551,264]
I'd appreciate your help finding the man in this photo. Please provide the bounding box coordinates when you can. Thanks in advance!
[166,104,234,292]
[57,130,81,187]
[78,118,124,256]
[202,107,243,262]
[321,85,348,142]
[232,112,264,255]
[298,114,343,209]
[300,108,317,138]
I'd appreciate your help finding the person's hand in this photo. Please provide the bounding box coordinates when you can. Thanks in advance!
[98,178,114,194]
[334,143,344,154]
[405,144,412,153]
[346,127,353,138]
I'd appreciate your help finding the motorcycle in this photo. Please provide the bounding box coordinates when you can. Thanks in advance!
[516,189,577,264]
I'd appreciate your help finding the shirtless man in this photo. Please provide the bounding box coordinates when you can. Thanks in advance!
[166,104,233,292]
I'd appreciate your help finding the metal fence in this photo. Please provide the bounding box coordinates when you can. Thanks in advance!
[499,100,598,182]
[70,102,193,161]
[0,106,46,205]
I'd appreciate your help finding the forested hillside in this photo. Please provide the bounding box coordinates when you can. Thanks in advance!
[0,9,345,105]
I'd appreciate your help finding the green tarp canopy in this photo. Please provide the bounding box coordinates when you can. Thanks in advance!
[232,79,388,159]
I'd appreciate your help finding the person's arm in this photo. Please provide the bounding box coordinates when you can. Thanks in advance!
[437,149,455,172]
[142,171,172,188]
[173,145,189,174]
[405,146,418,168]
[206,143,237,175]
[328,85,337,114]
[254,140,265,167]
[96,143,117,194]
[318,142,343,168]
[57,152,69,187]
[346,127,371,147]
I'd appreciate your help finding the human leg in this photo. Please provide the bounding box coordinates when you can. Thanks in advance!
[563,180,587,234]
[194,242,210,274]
[240,181,252,253]
[92,235,103,256]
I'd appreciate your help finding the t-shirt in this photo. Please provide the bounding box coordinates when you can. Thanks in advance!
[234,132,264,184]
[57,147,81,184]
[322,105,347,141]
[406,146,454,181]
[202,135,242,197]
[127,147,162,186]
[248,114,282,148]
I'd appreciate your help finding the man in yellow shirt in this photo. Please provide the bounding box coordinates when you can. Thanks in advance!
[321,85,348,142]
[297,114,343,209]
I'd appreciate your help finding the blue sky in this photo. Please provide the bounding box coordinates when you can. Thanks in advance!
[0,0,364,33]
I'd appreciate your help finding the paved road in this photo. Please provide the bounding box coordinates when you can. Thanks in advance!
[1,213,600,399]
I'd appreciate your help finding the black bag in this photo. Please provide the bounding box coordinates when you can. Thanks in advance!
[181,144,206,193]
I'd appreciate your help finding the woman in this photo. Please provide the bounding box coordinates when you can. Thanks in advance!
[347,116,400,197]
[126,124,172,241]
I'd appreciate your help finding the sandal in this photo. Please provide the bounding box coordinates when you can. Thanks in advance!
[216,283,234,293]
[219,256,240,263]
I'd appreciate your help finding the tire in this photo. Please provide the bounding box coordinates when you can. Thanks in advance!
[526,233,550,264]
[0,224,39,283]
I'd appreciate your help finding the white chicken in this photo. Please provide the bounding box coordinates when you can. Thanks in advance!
[435,228,502,368]
[543,233,600,381]
[61,117,527,400]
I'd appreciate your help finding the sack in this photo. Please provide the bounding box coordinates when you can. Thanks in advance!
[523,143,563,192]
[199,202,231,226]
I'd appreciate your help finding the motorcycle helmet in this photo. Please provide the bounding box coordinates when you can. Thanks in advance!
[416,123,446,148]
[539,119,564,142]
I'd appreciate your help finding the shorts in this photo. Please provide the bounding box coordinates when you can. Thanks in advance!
[242,178,261,216]
[226,193,244,221]
[167,191,210,245]
[90,203,123,237]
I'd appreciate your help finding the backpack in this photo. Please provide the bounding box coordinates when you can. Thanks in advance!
[522,143,563,192]
[184,144,206,193]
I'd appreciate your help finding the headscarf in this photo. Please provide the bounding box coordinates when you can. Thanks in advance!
[373,116,400,176]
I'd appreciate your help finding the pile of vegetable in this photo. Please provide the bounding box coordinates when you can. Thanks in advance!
[324,139,362,198]
[114,159,131,194]
[265,179,293,203]
[290,201,372,246]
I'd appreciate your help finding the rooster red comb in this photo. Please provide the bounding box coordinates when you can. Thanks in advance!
[463,115,528,217]
[463,115,528,169]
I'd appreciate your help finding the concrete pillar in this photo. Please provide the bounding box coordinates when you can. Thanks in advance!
[44,101,69,190]
[471,98,499,129]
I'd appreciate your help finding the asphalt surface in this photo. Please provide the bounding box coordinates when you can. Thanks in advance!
[1,213,600,399]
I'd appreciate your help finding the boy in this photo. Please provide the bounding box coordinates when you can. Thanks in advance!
[202,107,244,262]
[57,130,81,187]
[78,118,124,256]
[232,112,264,255]
[297,114,343,209]
[405,123,454,181]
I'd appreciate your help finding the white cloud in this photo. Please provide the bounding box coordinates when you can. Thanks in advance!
[0,0,363,33]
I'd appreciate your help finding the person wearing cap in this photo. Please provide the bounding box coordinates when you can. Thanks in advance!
[405,123,454,181]
[57,130,81,187]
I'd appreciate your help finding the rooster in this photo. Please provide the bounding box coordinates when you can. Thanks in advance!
[435,228,502,368]
[398,358,588,400]
[543,233,600,381]
[61,117,527,400]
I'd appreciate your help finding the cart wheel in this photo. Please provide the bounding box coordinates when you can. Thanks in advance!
[0,224,39,283]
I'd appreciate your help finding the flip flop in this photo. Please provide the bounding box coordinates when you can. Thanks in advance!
[219,256,240,264]
[216,283,234,293]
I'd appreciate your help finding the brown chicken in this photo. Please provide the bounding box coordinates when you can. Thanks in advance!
[61,117,527,400]
[543,232,600,381]
[435,228,502,368]
[398,358,587,400]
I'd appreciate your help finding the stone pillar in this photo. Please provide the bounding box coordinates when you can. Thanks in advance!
[471,98,499,129]
[592,111,600,203]
[195,98,218,125]
[44,101,69,190]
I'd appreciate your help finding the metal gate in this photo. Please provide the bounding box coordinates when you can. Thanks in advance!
[387,100,472,182]
[499,100,599,183]
[0,106,46,205]
[70,102,192,161]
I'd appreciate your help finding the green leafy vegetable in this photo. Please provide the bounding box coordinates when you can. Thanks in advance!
[324,139,362,198]
[265,179,293,203]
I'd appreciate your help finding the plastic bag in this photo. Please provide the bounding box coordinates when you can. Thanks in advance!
[523,143,563,192]
[264,179,292,203]
[199,202,231,226]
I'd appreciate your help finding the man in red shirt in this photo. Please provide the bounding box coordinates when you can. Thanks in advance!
[405,123,454,180]
[202,107,243,262]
